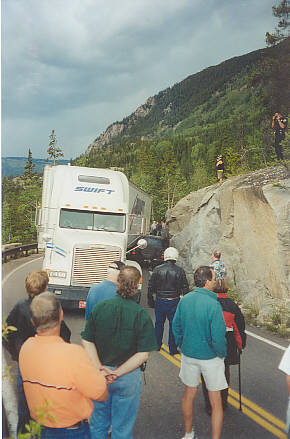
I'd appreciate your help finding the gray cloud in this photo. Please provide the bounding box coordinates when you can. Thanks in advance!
[2,0,275,158]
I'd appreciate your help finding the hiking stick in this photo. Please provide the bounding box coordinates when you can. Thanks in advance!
[238,352,242,411]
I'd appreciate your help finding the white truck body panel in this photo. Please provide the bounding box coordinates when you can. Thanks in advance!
[36,165,152,306]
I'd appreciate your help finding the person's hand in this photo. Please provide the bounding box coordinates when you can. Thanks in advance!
[105,373,118,385]
[100,366,118,385]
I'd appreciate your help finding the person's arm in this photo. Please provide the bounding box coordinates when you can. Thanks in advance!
[234,303,246,349]
[180,269,189,295]
[113,352,149,378]
[85,286,94,320]
[82,339,102,369]
[73,346,108,402]
[147,271,157,307]
[211,304,227,358]
[286,375,290,396]
[272,114,276,129]
[172,302,183,347]
[60,320,71,343]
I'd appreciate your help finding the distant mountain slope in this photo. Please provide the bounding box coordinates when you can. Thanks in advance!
[86,38,289,155]
[2,157,69,177]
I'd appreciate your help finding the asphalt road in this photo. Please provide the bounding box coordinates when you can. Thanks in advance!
[2,254,289,439]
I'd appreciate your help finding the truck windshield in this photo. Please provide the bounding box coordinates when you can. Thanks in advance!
[59,209,125,232]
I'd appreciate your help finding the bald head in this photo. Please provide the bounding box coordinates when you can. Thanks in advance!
[30,292,62,333]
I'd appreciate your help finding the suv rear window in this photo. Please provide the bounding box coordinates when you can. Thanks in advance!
[146,237,163,248]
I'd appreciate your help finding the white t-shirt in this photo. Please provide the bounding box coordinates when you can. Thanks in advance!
[279,345,290,375]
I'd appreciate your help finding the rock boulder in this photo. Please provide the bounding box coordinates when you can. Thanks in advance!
[167,164,290,322]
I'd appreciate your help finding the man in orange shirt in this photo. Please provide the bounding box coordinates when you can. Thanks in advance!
[19,292,107,439]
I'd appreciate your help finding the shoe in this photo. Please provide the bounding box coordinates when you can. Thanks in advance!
[170,349,180,356]
[181,432,198,439]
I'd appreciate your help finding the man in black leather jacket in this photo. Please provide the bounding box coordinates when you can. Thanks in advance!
[147,247,189,355]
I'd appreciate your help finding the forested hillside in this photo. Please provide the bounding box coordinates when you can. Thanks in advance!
[87,38,289,150]
[2,38,289,244]
[75,38,289,220]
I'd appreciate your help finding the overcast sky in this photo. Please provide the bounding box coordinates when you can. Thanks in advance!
[2,0,276,159]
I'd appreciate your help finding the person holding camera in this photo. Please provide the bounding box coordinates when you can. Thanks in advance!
[272,112,287,160]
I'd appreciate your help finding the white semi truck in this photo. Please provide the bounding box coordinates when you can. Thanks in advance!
[36,165,152,308]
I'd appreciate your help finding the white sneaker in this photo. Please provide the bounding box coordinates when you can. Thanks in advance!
[181,433,198,439]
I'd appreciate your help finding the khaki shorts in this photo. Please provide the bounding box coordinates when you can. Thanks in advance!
[179,354,228,391]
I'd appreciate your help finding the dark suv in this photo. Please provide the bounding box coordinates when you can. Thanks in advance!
[127,235,166,269]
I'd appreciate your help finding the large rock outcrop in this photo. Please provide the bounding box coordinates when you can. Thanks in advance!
[86,97,155,154]
[167,165,290,321]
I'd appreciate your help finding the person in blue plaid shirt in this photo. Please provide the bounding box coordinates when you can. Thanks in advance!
[210,251,227,280]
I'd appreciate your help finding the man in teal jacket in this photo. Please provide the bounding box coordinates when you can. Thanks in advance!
[173,266,227,439]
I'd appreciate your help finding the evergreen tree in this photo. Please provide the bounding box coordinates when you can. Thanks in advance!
[23,148,37,183]
[47,130,64,165]
[266,0,289,46]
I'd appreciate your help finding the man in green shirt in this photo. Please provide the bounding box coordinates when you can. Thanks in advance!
[81,265,158,439]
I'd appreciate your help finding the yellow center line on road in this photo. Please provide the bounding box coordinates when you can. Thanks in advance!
[159,344,286,439]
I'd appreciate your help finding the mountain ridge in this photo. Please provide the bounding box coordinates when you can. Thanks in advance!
[85,39,289,155]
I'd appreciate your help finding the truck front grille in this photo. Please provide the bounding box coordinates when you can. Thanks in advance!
[72,245,122,286]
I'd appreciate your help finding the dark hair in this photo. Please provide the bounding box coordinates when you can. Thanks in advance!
[214,279,228,294]
[194,266,213,288]
[116,266,141,299]
[30,292,61,332]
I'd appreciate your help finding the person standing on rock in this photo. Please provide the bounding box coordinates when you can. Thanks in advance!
[210,250,227,280]
[147,247,189,355]
[216,156,225,183]
[272,112,287,160]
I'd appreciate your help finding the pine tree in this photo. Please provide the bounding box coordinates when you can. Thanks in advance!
[23,148,37,183]
[47,130,64,165]
[266,0,289,46]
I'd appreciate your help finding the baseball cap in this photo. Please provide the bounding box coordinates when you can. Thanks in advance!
[109,261,125,270]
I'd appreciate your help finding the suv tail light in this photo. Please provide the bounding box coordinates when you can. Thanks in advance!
[161,251,164,259]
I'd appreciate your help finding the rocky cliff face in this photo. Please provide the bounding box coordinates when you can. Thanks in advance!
[86,97,155,155]
[167,165,290,323]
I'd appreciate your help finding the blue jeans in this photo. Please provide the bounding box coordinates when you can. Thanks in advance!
[41,421,90,438]
[17,366,31,433]
[155,298,179,354]
[89,367,142,439]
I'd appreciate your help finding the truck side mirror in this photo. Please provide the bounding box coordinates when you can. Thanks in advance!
[42,233,52,242]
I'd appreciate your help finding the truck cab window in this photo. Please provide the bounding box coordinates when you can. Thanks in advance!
[60,209,125,232]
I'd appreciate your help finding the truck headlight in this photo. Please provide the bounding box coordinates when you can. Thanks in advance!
[49,271,67,279]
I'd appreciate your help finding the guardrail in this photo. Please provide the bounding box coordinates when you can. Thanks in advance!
[2,243,38,263]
